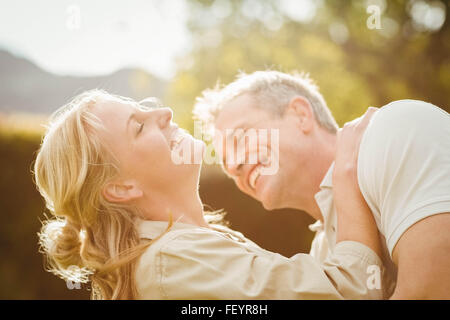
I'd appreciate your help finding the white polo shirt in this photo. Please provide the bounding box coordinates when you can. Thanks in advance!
[358,99,450,254]
[310,99,450,298]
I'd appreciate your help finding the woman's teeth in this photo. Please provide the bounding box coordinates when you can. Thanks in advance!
[170,130,186,150]
[249,165,263,190]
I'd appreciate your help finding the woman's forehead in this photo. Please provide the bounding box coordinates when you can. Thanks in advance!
[93,98,134,121]
[89,100,135,142]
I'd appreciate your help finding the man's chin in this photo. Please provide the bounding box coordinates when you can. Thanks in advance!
[261,201,276,211]
[258,186,279,211]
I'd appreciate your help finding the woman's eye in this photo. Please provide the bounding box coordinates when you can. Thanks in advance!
[137,122,144,135]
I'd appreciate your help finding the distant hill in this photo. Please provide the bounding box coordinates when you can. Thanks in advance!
[0,49,168,114]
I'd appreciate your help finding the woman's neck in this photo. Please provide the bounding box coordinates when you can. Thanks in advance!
[137,188,210,228]
[171,195,209,227]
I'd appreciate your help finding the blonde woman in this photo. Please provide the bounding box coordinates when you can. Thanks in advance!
[34,90,383,300]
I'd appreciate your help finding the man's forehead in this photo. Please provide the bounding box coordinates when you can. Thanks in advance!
[214,94,268,131]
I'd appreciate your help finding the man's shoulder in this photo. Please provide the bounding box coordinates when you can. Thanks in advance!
[356,100,448,218]
[361,99,448,149]
[378,99,444,112]
[357,99,450,217]
[372,99,448,129]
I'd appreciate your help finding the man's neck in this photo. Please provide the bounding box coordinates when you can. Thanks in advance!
[306,200,325,222]
[295,129,337,222]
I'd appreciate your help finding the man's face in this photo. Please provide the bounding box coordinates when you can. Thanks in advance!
[214,94,314,211]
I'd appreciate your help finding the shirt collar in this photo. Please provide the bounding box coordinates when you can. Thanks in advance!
[137,217,202,240]
[136,217,248,243]
[310,162,335,232]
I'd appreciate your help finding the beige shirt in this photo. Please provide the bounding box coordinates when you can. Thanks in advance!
[135,218,384,300]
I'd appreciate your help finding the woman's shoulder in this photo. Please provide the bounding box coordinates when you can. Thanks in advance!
[138,223,250,263]
[159,223,250,251]
[135,224,257,299]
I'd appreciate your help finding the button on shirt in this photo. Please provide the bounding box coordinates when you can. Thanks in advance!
[135,218,384,300]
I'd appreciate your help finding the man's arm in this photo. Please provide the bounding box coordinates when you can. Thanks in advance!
[390,213,450,299]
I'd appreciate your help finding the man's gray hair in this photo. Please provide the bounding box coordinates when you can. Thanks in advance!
[193,70,338,137]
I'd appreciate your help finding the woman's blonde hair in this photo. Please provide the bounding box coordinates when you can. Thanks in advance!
[34,89,173,299]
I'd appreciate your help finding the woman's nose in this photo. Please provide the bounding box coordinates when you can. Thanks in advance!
[156,107,173,129]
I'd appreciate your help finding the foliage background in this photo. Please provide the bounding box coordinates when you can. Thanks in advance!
[0,0,448,299]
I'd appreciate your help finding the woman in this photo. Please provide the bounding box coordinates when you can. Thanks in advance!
[34,89,382,299]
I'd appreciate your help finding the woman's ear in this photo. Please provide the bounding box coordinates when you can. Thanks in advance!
[287,96,314,134]
[102,180,143,203]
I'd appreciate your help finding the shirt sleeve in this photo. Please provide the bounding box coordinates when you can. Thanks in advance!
[309,228,330,263]
[155,229,384,300]
[358,100,450,256]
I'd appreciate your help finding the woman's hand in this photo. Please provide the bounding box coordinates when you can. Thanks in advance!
[333,107,383,258]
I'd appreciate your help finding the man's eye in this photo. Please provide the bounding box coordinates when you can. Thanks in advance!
[237,129,249,141]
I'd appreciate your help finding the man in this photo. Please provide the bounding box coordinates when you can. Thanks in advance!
[193,70,450,299]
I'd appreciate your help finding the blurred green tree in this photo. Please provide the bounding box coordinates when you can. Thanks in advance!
[166,0,449,131]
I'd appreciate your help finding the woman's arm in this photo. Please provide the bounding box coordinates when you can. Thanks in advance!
[143,227,384,299]
[333,107,383,258]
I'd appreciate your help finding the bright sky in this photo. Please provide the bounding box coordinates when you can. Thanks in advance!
[0,0,190,79]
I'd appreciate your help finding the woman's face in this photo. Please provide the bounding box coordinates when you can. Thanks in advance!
[92,97,205,200]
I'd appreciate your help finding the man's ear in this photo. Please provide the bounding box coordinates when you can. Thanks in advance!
[287,96,314,134]
[102,180,143,203]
